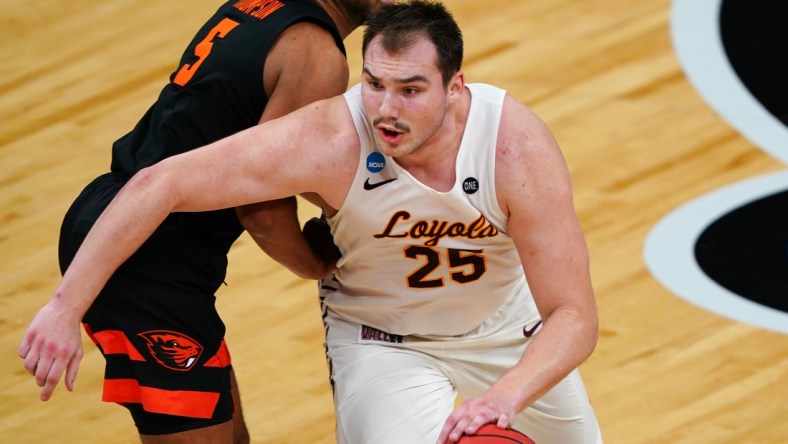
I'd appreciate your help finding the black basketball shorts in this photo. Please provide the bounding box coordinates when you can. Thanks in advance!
[59,172,235,434]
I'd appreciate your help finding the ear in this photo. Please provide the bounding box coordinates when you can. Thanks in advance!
[447,71,465,102]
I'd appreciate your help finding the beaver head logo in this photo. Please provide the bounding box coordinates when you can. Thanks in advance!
[138,330,204,371]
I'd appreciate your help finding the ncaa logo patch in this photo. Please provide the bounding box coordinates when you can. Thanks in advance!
[366,152,386,173]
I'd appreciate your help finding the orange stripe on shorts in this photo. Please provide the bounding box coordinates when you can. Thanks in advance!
[84,327,146,361]
[203,340,231,368]
[103,379,220,419]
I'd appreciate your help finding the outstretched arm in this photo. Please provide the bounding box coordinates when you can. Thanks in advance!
[439,95,598,442]
[18,96,356,401]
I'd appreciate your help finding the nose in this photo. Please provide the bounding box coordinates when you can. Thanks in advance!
[378,91,399,120]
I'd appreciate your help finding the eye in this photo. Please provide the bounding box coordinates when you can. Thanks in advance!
[367,79,383,89]
[403,87,419,95]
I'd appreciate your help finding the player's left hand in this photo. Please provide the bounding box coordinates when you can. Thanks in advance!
[437,390,516,443]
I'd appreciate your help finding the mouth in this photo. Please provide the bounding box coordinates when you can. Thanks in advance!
[377,125,405,144]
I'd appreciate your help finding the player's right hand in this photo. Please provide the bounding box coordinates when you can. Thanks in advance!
[18,299,84,401]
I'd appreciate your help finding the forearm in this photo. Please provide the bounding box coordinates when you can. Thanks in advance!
[492,305,598,413]
[237,198,331,279]
[55,166,178,316]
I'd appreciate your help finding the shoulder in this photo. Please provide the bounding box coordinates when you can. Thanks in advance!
[284,95,360,210]
[495,93,570,212]
[270,20,348,75]
[274,21,346,64]
[261,21,349,114]
[497,94,560,168]
[288,95,359,147]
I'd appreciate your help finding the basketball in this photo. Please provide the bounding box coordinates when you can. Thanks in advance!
[456,424,536,444]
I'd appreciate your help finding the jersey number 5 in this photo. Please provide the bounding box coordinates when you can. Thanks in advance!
[405,245,487,289]
[173,18,240,86]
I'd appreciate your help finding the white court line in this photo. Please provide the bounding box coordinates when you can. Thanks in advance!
[644,171,788,334]
[643,0,788,334]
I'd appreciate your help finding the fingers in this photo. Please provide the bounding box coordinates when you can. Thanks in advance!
[496,414,510,429]
[21,336,41,376]
[463,417,490,436]
[20,331,81,401]
[17,336,32,360]
[34,343,64,401]
[437,399,515,443]
[19,304,85,402]
[438,414,471,443]
[438,412,495,443]
[65,349,83,392]
[436,421,454,443]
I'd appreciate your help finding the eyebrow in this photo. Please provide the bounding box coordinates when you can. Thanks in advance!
[363,67,430,85]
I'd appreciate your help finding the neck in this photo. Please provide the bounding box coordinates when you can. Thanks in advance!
[314,0,363,39]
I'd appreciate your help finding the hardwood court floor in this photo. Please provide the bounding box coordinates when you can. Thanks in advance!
[1,1,786,442]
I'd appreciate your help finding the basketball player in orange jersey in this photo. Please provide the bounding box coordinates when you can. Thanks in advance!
[18,1,390,443]
[21,1,603,443]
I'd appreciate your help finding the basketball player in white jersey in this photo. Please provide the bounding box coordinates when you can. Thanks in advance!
[20,1,602,443]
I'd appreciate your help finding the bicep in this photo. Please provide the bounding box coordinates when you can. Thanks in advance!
[508,196,593,318]
[498,101,594,318]
[161,98,354,213]
[162,108,328,212]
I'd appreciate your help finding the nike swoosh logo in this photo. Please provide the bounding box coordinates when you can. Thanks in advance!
[523,320,542,338]
[363,177,397,190]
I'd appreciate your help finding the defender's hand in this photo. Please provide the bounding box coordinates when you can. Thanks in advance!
[303,216,341,267]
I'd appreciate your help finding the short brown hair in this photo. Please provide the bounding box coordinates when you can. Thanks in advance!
[362,0,463,86]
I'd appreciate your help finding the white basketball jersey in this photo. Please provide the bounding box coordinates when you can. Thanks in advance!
[325,83,535,336]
